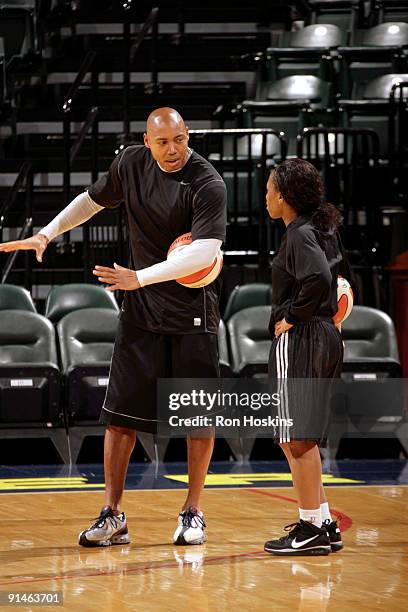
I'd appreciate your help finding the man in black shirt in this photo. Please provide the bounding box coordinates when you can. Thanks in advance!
[0,108,227,547]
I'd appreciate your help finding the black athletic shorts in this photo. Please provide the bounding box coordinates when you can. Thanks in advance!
[100,318,220,434]
[268,317,343,446]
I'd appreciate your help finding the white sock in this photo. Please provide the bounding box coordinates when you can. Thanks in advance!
[299,508,322,528]
[320,502,332,523]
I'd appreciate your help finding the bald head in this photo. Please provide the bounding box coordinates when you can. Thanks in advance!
[146,107,186,134]
[144,107,189,172]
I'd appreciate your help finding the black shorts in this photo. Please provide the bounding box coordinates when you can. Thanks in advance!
[268,317,343,446]
[100,319,220,434]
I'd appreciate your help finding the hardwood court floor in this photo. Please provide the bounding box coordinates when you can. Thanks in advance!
[0,486,407,611]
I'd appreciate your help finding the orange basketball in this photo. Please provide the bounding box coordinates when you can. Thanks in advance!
[333,276,354,325]
[167,232,223,288]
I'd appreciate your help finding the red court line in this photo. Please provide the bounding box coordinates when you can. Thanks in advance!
[244,488,353,531]
[0,550,266,587]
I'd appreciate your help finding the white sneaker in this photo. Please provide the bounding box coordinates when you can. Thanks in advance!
[78,506,130,547]
[174,549,205,573]
[173,506,207,545]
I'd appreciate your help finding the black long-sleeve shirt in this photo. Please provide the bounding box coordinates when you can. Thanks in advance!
[270,215,352,330]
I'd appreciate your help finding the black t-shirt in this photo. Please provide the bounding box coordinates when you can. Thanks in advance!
[270,216,351,332]
[88,145,227,334]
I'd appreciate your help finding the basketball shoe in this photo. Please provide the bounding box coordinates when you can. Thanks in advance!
[173,506,207,545]
[78,506,130,547]
[264,520,331,556]
[324,519,343,552]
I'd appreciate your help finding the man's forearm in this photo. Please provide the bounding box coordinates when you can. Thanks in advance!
[39,191,104,242]
[136,239,222,287]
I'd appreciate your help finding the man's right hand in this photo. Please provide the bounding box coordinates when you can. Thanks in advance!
[0,233,49,263]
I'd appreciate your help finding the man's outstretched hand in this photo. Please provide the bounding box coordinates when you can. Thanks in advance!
[94,263,141,291]
[0,233,49,263]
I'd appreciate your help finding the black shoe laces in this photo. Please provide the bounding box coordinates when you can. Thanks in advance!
[274,522,302,543]
[91,507,122,530]
[284,521,302,533]
[181,508,206,529]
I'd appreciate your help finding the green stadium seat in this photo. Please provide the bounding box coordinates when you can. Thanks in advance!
[57,306,168,463]
[339,73,408,156]
[45,283,119,324]
[0,4,37,62]
[265,24,345,81]
[325,305,405,460]
[285,23,345,48]
[342,305,401,375]
[227,306,271,377]
[224,283,272,322]
[0,310,60,424]
[57,308,118,423]
[373,0,408,24]
[305,0,364,33]
[240,75,333,155]
[356,21,408,45]
[0,283,37,312]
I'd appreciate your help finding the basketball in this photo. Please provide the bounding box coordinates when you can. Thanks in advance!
[167,232,223,288]
[333,276,354,325]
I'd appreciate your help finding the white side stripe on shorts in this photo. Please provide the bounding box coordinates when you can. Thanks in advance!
[276,332,290,443]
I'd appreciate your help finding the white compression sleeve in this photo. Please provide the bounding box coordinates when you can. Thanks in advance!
[39,191,104,242]
[136,238,222,287]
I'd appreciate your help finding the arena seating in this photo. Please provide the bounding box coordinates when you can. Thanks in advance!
[0,0,407,462]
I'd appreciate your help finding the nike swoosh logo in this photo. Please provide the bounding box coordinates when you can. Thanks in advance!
[291,535,320,549]
[180,181,190,186]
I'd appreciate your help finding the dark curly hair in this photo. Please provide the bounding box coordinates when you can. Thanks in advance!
[271,158,342,232]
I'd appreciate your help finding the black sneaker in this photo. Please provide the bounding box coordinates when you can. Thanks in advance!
[78,506,130,547]
[264,520,331,556]
[324,519,343,552]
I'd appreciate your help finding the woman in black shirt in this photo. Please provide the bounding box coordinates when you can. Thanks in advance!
[263,159,346,556]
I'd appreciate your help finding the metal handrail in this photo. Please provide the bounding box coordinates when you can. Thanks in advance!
[123,6,159,140]
[62,52,99,252]
[69,106,99,165]
[188,127,288,161]
[297,126,381,226]
[296,126,380,158]
[0,162,33,238]
[1,217,33,285]
[130,7,159,63]
[62,51,96,113]
[0,162,34,288]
